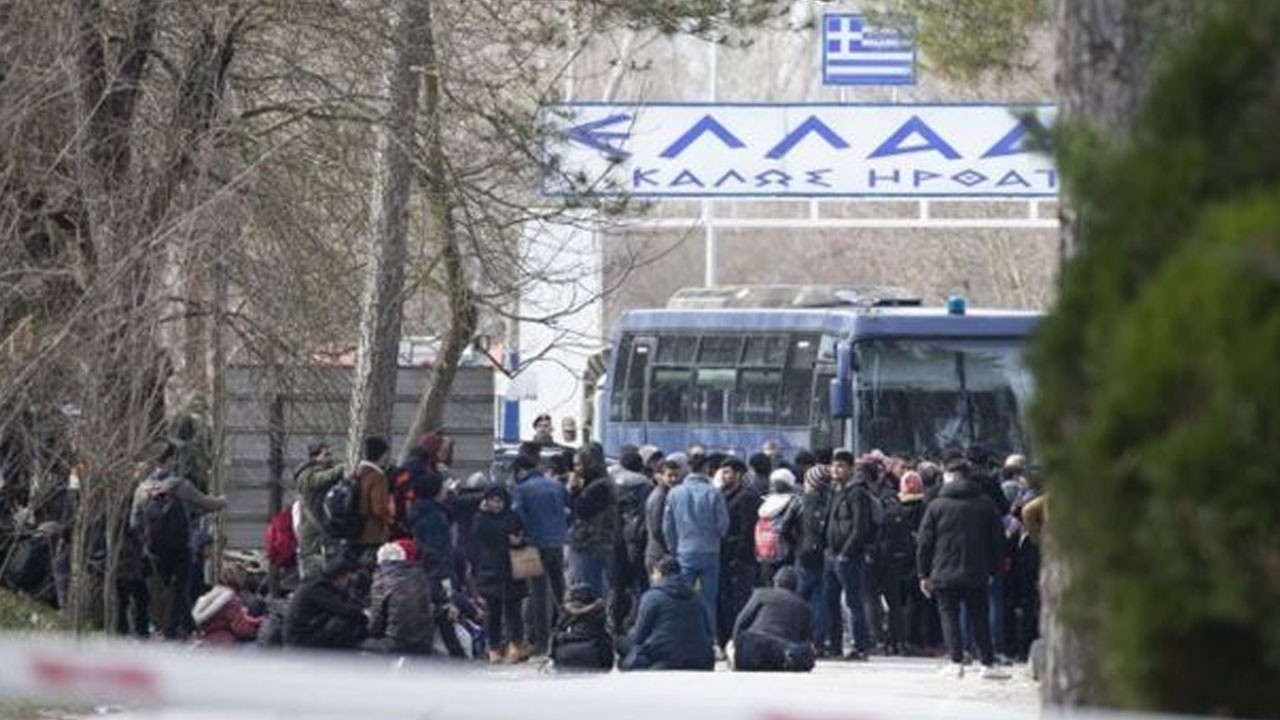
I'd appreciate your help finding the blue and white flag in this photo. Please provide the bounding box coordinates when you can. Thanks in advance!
[822,13,916,86]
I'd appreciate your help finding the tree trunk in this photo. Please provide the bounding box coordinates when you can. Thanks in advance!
[347,0,431,453]
[400,0,478,461]
[1046,0,1207,704]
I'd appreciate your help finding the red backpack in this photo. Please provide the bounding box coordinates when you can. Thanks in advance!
[754,511,787,564]
[264,508,297,568]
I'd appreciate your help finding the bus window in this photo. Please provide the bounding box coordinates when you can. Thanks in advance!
[698,336,743,365]
[735,368,781,425]
[811,367,835,450]
[742,336,787,366]
[692,367,736,424]
[779,335,819,426]
[649,367,693,423]
[656,335,697,365]
[609,335,632,422]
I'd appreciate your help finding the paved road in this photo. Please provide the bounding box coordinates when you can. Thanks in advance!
[77,656,1040,720]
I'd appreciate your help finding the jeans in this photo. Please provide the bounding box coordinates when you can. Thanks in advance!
[989,574,1007,657]
[677,552,720,636]
[937,585,993,665]
[796,563,827,646]
[821,561,844,653]
[718,560,757,646]
[567,547,612,597]
[525,546,567,652]
[825,554,871,653]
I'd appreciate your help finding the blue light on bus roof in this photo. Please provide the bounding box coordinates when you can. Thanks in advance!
[947,296,967,316]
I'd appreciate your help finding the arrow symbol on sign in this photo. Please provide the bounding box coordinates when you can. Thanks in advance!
[565,114,632,161]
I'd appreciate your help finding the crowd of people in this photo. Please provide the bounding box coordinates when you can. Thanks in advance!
[0,413,1045,678]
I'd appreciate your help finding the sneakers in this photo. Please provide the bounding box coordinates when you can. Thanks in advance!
[980,664,1012,680]
[940,661,965,678]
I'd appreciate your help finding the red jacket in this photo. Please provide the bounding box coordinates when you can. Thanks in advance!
[198,596,263,645]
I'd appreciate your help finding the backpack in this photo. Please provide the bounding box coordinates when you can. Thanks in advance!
[389,467,417,538]
[264,508,298,568]
[877,497,915,571]
[754,499,792,564]
[617,483,650,562]
[142,486,190,570]
[320,474,362,540]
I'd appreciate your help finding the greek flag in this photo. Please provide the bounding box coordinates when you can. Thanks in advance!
[822,13,916,86]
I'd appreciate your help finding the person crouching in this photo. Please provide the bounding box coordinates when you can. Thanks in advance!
[550,583,614,671]
[363,539,433,655]
[618,556,715,671]
[471,485,529,664]
[728,566,815,672]
[192,585,262,647]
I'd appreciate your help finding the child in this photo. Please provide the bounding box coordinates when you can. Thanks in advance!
[470,485,529,664]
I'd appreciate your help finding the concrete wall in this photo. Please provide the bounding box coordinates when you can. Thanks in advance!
[222,365,494,549]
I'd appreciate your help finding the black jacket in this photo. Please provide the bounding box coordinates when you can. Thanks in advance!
[796,490,829,569]
[368,560,433,653]
[824,480,875,559]
[569,474,618,554]
[721,484,761,567]
[644,485,670,568]
[628,576,715,670]
[916,478,1004,589]
[551,597,614,671]
[283,576,366,649]
[731,587,811,643]
[471,508,524,597]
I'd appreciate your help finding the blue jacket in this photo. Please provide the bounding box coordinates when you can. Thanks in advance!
[662,474,729,557]
[511,471,568,548]
[628,576,715,670]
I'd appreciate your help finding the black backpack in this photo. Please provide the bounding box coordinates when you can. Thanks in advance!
[877,497,915,572]
[321,474,363,540]
[143,487,190,570]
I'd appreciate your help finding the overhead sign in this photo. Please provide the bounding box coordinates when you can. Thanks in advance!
[823,13,915,86]
[541,103,1057,199]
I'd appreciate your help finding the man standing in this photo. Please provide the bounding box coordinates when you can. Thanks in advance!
[644,460,681,573]
[823,450,874,660]
[130,441,226,640]
[510,453,569,655]
[355,436,393,553]
[567,449,617,596]
[293,443,342,579]
[662,453,729,638]
[717,458,761,647]
[796,465,831,653]
[917,461,1008,679]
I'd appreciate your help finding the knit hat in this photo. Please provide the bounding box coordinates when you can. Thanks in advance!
[377,541,407,565]
[191,585,235,626]
[395,538,418,563]
[803,465,832,489]
[899,471,925,501]
[769,468,796,493]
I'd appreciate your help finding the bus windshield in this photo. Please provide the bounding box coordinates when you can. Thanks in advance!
[854,338,1033,460]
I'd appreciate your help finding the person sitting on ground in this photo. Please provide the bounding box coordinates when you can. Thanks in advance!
[283,554,367,650]
[550,583,614,672]
[364,538,433,655]
[728,566,815,672]
[192,584,262,647]
[618,556,715,671]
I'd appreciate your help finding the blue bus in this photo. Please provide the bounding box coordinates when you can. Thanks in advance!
[598,285,1038,461]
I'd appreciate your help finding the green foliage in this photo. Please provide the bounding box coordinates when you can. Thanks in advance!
[1031,1,1280,715]
[0,589,63,632]
[872,0,1047,80]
